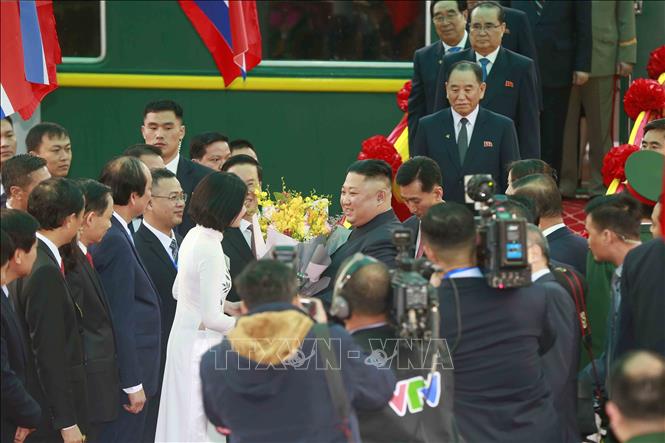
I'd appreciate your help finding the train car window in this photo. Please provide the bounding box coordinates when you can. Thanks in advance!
[258,1,426,65]
[55,0,105,63]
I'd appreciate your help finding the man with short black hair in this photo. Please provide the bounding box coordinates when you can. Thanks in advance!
[1,117,17,205]
[510,173,588,274]
[1,154,50,211]
[395,156,444,257]
[91,156,162,442]
[124,144,166,170]
[422,202,559,442]
[641,118,665,155]
[432,1,541,159]
[9,178,88,442]
[140,99,211,235]
[606,351,665,443]
[133,167,183,442]
[200,259,395,443]
[189,131,230,170]
[1,209,42,443]
[221,154,264,301]
[414,60,520,203]
[526,224,580,442]
[229,139,258,160]
[26,122,72,177]
[317,159,403,304]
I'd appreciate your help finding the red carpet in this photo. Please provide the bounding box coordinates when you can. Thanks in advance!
[562,198,588,237]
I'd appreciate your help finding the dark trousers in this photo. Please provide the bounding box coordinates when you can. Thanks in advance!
[98,394,148,443]
[541,85,572,179]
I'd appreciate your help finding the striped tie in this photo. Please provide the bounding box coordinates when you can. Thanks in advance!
[534,0,544,16]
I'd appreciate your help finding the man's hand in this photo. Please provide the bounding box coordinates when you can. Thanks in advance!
[60,425,84,443]
[300,297,328,324]
[616,62,634,77]
[223,300,242,317]
[573,71,590,86]
[123,388,146,414]
[13,427,35,443]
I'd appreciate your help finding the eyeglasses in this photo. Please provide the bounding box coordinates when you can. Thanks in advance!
[432,12,460,23]
[470,23,502,33]
[152,192,187,203]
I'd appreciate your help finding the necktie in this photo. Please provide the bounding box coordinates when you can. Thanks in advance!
[447,46,461,54]
[86,251,94,268]
[458,117,469,164]
[479,58,490,81]
[247,226,257,258]
[534,0,544,16]
[169,238,179,264]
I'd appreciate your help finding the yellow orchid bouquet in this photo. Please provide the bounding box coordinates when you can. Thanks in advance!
[256,180,333,242]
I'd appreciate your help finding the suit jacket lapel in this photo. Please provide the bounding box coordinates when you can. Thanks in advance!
[78,248,111,312]
[226,228,254,262]
[1,294,29,367]
[440,109,463,173]
[112,218,160,294]
[463,108,488,170]
[480,47,506,105]
[140,226,178,271]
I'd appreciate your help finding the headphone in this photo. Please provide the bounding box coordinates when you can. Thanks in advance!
[329,253,380,320]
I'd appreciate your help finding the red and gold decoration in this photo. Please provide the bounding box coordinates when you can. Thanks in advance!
[646,45,665,80]
[601,144,639,190]
[357,80,412,221]
[622,78,665,121]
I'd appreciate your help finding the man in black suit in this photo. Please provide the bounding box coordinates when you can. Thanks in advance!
[422,202,560,442]
[1,154,51,211]
[317,160,403,305]
[615,238,665,359]
[221,154,263,302]
[433,1,540,159]
[511,0,591,177]
[133,168,184,442]
[414,61,520,203]
[408,1,469,146]
[1,116,18,206]
[1,211,41,443]
[527,224,580,442]
[61,179,120,441]
[141,100,213,236]
[395,156,444,257]
[9,178,88,443]
[510,173,588,274]
[91,157,162,443]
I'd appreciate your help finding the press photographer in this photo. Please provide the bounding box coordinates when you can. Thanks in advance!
[199,259,395,443]
[330,254,459,443]
[421,201,561,442]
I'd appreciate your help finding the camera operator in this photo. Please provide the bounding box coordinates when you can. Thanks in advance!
[421,202,561,442]
[199,259,395,443]
[331,254,460,443]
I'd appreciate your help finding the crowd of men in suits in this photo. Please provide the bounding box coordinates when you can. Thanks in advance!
[409,0,637,199]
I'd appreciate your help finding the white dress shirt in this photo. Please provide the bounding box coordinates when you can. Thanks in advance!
[2,285,8,298]
[442,31,468,53]
[475,45,501,77]
[542,223,567,238]
[36,232,62,268]
[452,105,480,143]
[531,268,551,283]
[165,153,180,175]
[143,220,178,262]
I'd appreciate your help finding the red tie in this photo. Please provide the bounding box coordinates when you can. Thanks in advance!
[59,261,65,276]
[416,226,424,259]
[86,252,94,268]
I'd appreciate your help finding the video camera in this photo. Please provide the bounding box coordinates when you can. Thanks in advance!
[390,229,440,340]
[465,174,531,288]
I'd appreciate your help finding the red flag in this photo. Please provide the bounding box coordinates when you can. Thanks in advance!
[179,0,262,87]
[0,0,60,119]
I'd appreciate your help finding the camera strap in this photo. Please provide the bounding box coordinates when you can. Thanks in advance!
[312,324,353,443]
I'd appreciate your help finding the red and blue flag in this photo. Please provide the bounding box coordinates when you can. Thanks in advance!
[1,0,61,119]
[179,0,262,87]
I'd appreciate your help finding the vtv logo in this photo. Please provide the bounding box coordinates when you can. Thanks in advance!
[388,372,441,416]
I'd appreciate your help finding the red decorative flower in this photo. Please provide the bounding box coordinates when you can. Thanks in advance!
[601,144,639,187]
[358,135,403,175]
[647,45,665,80]
[396,80,411,112]
[623,78,665,120]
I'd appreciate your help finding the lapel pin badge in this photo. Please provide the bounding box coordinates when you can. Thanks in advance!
[505,80,514,88]
[484,141,493,148]
[445,133,451,139]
